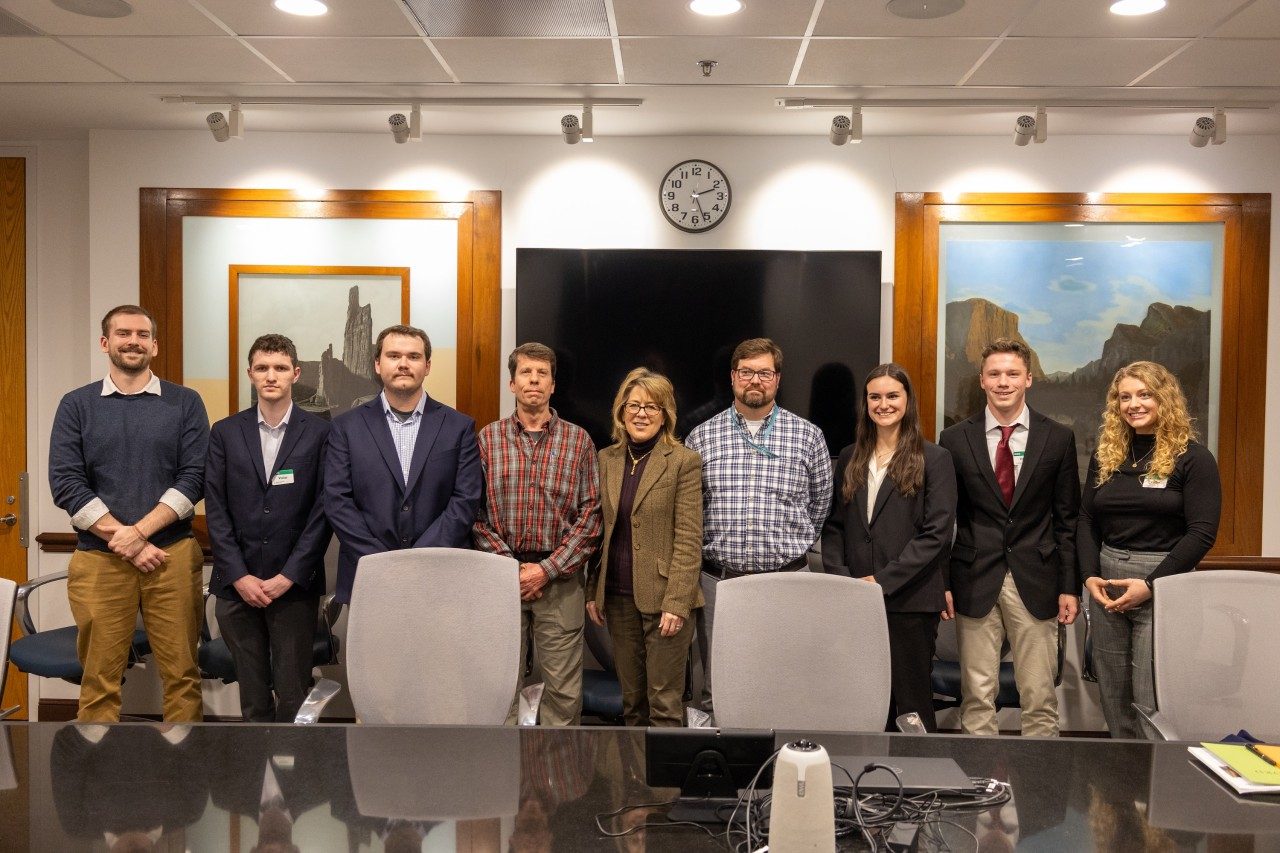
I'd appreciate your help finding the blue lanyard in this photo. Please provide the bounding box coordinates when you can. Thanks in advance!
[733,408,779,459]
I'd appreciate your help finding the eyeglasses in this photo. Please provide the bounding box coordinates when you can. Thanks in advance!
[734,368,777,383]
[624,402,664,416]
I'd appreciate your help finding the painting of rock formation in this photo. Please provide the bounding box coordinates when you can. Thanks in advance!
[940,226,1219,480]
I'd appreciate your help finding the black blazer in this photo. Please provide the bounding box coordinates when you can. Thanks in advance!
[323,395,483,604]
[821,441,955,612]
[205,405,332,602]
[938,407,1079,621]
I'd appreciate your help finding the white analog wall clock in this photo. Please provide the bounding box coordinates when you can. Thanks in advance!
[660,159,732,233]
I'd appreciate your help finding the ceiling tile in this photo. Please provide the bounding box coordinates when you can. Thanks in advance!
[60,36,287,82]
[432,38,616,83]
[0,36,122,81]
[1011,0,1248,37]
[798,38,991,86]
[614,0,815,37]
[197,0,420,37]
[967,37,1183,87]
[0,0,223,35]
[404,0,611,37]
[1142,38,1280,87]
[247,37,450,83]
[620,36,799,84]
[816,0,1035,37]
[1210,0,1280,37]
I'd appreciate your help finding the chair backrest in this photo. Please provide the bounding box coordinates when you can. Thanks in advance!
[1153,570,1280,741]
[0,578,16,702]
[346,548,521,725]
[711,573,890,732]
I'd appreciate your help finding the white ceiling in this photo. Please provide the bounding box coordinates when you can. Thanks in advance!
[0,0,1277,139]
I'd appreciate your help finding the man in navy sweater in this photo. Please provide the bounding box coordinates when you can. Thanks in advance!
[49,305,209,722]
[205,333,331,722]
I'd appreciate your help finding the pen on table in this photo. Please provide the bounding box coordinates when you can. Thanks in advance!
[1246,743,1279,768]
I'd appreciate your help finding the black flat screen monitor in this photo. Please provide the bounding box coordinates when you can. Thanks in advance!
[516,248,882,454]
[645,728,775,823]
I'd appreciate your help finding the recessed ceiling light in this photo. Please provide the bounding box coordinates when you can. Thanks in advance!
[1109,0,1166,15]
[690,0,743,16]
[886,0,964,20]
[52,0,132,18]
[273,0,328,16]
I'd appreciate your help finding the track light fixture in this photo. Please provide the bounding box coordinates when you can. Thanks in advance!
[1013,107,1046,146]
[829,108,862,146]
[207,106,243,142]
[389,113,410,144]
[561,114,581,144]
[581,104,594,143]
[1189,108,1227,147]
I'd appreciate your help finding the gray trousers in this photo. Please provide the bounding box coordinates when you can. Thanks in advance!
[1089,544,1166,739]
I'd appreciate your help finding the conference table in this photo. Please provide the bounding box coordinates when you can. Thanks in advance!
[1,721,1278,851]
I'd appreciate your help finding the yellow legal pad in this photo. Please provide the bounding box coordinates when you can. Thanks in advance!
[1202,743,1280,786]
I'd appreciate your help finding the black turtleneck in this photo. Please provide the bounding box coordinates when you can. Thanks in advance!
[605,435,660,597]
[1077,434,1221,582]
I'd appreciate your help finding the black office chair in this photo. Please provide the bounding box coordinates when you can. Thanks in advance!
[198,589,341,686]
[9,571,151,687]
[931,617,1067,712]
[581,616,624,724]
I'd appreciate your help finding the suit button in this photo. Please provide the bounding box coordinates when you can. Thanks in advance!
[633,521,640,528]
[1006,547,1013,553]
[403,504,411,512]
[264,507,271,514]
[262,538,269,544]
[401,537,409,544]
[864,535,871,543]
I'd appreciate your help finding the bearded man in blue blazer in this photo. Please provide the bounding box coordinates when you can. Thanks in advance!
[323,324,484,605]
[206,333,333,722]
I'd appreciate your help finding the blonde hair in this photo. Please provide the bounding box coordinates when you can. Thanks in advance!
[609,368,679,447]
[1094,361,1194,486]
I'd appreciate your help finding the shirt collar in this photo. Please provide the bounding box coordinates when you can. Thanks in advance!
[257,402,293,430]
[101,371,161,397]
[985,405,1030,434]
[731,403,778,426]
[511,407,557,435]
[380,391,426,419]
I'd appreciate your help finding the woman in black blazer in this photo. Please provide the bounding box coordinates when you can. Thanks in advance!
[821,363,957,732]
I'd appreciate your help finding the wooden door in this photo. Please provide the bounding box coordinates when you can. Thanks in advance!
[0,158,28,718]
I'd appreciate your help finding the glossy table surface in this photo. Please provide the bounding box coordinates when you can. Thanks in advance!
[1,722,1278,852]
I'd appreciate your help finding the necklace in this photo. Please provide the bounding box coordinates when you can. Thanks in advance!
[1129,441,1155,469]
[627,446,653,476]
[874,446,894,466]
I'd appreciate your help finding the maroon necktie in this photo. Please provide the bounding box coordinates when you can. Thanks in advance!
[995,425,1016,505]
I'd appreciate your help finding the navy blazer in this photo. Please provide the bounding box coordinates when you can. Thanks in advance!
[323,395,483,604]
[938,407,1079,621]
[821,441,956,613]
[205,405,332,602]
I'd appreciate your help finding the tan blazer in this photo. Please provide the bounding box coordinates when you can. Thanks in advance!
[591,441,705,618]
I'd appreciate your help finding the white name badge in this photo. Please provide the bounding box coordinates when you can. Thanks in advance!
[272,469,295,486]
[1141,476,1168,489]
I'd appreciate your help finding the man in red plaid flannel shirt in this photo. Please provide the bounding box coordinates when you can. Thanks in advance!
[473,342,602,725]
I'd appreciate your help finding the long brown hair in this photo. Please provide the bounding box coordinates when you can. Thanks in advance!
[841,363,926,502]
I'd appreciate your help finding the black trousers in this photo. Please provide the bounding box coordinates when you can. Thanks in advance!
[215,595,318,723]
[885,611,941,733]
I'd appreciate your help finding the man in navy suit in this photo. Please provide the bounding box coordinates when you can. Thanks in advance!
[324,324,483,605]
[205,333,333,722]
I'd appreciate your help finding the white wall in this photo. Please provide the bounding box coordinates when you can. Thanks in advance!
[19,127,1280,725]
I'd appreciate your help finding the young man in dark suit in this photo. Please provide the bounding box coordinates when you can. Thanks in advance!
[939,338,1079,737]
[205,334,333,722]
[323,324,483,605]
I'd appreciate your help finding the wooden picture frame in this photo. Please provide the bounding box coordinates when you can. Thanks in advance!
[228,264,410,417]
[140,188,502,428]
[893,192,1270,556]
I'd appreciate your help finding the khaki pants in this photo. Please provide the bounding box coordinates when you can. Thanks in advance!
[604,594,693,727]
[67,537,204,722]
[507,575,584,726]
[956,572,1059,737]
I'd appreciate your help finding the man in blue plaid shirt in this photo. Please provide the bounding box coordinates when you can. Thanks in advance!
[686,338,833,714]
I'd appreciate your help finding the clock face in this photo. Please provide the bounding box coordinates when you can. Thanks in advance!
[660,159,731,233]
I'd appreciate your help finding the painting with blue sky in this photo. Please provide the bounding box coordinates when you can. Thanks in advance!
[939,221,1223,469]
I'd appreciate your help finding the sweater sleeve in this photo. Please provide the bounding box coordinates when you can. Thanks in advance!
[172,391,210,506]
[49,393,100,520]
[1148,444,1221,581]
[1076,456,1103,581]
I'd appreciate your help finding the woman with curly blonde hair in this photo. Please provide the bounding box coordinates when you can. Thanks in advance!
[1077,361,1220,739]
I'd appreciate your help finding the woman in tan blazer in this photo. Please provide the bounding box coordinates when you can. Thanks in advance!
[586,368,703,727]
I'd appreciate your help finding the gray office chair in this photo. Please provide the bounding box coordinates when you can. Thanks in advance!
[0,578,17,719]
[711,572,891,731]
[1138,570,1280,741]
[301,547,521,725]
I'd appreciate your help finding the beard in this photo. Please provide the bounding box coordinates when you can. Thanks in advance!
[108,347,150,375]
[735,386,774,410]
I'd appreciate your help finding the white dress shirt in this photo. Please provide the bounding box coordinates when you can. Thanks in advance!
[865,455,890,524]
[258,403,293,479]
[983,405,1031,482]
